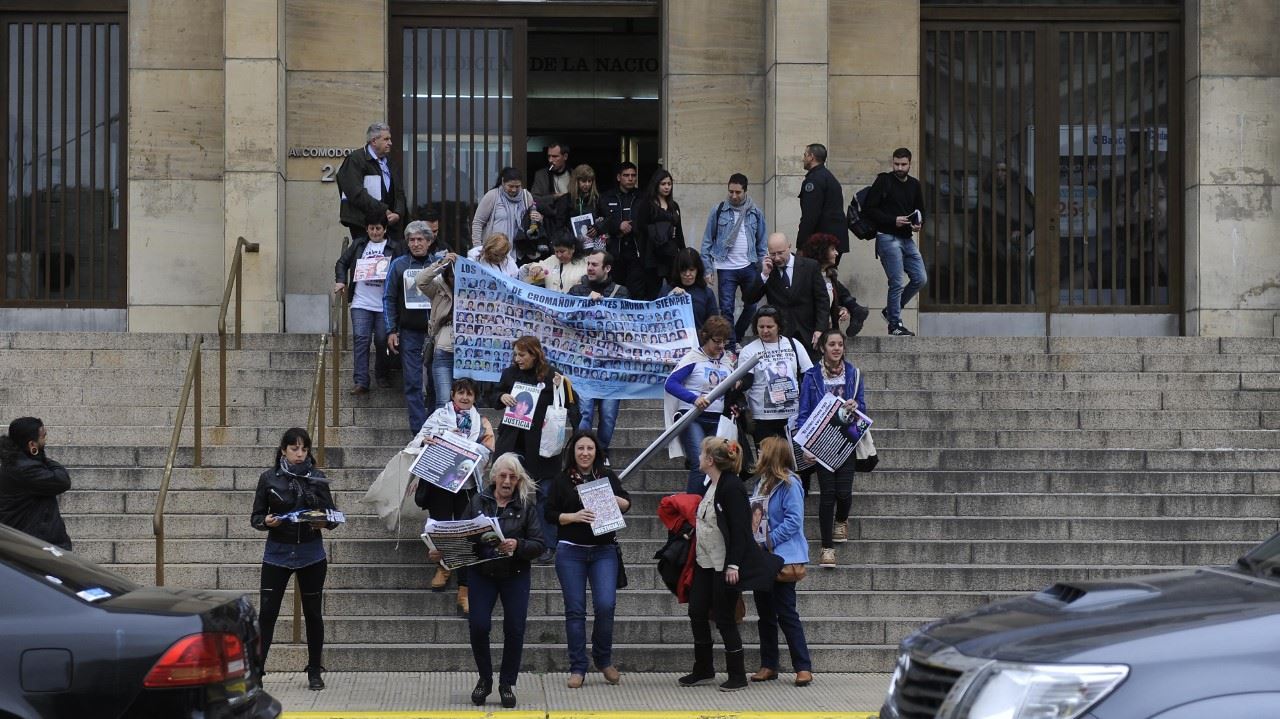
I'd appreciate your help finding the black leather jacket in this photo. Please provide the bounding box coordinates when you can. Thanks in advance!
[250,463,338,544]
[465,490,546,579]
[0,441,72,550]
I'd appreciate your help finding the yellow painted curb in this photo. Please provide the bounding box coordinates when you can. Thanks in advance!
[283,713,878,719]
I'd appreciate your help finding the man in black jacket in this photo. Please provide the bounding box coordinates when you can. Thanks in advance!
[861,147,927,336]
[743,233,830,357]
[384,220,445,433]
[597,162,643,297]
[797,143,850,253]
[0,417,72,550]
[530,142,571,207]
[336,122,409,241]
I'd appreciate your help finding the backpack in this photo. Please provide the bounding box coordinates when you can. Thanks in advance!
[846,184,877,240]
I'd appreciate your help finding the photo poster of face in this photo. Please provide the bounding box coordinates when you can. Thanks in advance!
[450,258,699,400]
[750,494,769,548]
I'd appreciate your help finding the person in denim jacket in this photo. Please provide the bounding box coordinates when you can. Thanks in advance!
[701,173,768,346]
[749,436,813,687]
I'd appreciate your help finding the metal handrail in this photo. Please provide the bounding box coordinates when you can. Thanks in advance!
[617,352,761,484]
[153,335,204,586]
[217,237,260,426]
[307,334,330,467]
[330,238,349,424]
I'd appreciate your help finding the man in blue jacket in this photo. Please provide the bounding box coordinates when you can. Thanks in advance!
[701,173,767,346]
[384,221,444,433]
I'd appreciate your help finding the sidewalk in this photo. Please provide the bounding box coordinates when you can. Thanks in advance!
[269,671,889,718]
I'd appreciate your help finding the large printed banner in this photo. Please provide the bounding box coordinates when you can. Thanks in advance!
[452,259,698,399]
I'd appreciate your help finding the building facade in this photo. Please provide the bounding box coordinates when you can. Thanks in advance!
[2,0,1276,336]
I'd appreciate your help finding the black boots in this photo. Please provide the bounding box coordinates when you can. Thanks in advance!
[719,649,748,692]
[499,684,517,708]
[471,677,492,705]
[678,642,716,686]
[305,665,325,691]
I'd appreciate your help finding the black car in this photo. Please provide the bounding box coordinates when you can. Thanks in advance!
[882,532,1280,719]
[0,524,280,719]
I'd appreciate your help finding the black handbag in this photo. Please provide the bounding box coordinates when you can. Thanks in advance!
[615,543,629,589]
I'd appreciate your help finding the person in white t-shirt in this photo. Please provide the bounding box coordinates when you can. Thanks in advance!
[334,213,405,394]
[736,306,813,449]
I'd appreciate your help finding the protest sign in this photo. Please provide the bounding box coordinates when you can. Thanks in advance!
[353,255,390,283]
[502,381,541,430]
[409,431,489,494]
[786,425,815,473]
[793,394,873,472]
[421,517,507,570]
[278,508,346,525]
[750,495,769,547]
[451,258,699,399]
[576,477,626,536]
[403,268,431,309]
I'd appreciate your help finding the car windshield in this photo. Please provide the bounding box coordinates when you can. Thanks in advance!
[0,526,139,603]
[1236,532,1280,577]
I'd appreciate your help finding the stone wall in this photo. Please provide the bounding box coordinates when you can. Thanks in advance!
[1184,0,1280,336]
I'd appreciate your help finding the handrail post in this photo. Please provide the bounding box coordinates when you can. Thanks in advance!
[194,342,202,467]
[219,331,227,426]
[318,341,327,468]
[218,237,260,426]
[234,250,243,350]
[155,518,164,586]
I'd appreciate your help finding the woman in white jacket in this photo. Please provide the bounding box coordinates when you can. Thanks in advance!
[411,377,495,614]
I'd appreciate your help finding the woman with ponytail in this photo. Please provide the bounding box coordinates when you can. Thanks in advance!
[250,428,339,690]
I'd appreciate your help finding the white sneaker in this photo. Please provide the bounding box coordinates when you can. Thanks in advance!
[832,521,848,543]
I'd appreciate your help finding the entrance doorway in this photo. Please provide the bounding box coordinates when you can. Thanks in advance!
[920,8,1182,334]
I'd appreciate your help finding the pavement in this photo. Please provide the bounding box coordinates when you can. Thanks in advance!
[268,671,890,718]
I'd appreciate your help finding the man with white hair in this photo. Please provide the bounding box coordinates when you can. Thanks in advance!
[337,122,409,240]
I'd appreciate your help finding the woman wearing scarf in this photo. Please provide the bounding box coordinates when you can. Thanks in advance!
[797,328,867,570]
[250,428,339,691]
[664,315,736,495]
[411,377,496,614]
[471,166,538,265]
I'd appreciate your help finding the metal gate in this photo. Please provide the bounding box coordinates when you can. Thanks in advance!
[1,11,126,307]
[921,14,1181,319]
[390,18,526,254]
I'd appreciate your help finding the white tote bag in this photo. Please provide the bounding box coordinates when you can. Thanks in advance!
[539,382,569,458]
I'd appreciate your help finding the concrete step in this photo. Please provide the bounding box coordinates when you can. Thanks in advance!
[79,537,1250,569]
[872,371,1247,392]
[856,516,1279,541]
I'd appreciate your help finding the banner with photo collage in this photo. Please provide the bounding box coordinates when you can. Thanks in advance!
[451,258,699,399]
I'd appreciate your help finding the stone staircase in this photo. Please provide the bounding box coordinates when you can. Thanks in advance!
[1,332,1278,673]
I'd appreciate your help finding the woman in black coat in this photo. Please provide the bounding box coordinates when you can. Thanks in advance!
[430,452,546,709]
[250,427,339,690]
[679,436,781,693]
[493,335,577,561]
[0,417,72,550]
[633,169,686,300]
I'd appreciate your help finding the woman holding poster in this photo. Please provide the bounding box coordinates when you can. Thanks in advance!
[797,329,867,569]
[737,307,813,447]
[545,429,632,688]
[664,316,737,495]
[428,453,545,709]
[748,437,813,686]
[495,336,578,561]
[411,377,495,614]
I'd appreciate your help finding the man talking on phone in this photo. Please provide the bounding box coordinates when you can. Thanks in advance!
[861,147,927,336]
[743,233,829,359]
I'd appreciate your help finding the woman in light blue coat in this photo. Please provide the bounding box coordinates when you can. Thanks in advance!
[749,436,813,686]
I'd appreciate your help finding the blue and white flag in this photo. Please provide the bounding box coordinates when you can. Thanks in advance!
[451,259,698,399]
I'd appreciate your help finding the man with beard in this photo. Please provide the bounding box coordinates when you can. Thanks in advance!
[702,173,768,347]
[861,147,927,336]
[569,250,628,461]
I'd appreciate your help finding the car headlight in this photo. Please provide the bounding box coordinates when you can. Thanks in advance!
[960,662,1129,719]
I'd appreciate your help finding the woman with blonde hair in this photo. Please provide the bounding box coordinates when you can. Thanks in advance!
[467,232,519,278]
[748,436,812,686]
[679,436,781,693]
[428,452,545,709]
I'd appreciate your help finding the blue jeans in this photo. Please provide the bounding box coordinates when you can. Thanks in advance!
[350,307,390,389]
[716,265,758,344]
[536,480,558,548]
[678,413,721,495]
[467,569,531,686]
[578,397,620,451]
[754,582,812,672]
[876,233,928,326]
[398,328,428,433]
[431,347,453,411]
[554,542,620,674]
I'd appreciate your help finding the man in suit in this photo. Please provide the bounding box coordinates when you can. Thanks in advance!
[337,122,409,241]
[743,233,830,356]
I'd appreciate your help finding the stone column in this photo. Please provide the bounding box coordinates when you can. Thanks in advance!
[826,0,920,333]
[763,0,828,250]
[1184,0,1280,336]
[283,0,387,332]
[127,0,226,330]
[661,0,766,261]
[224,0,287,332]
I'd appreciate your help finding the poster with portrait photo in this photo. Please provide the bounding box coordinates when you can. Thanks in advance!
[409,430,490,494]
[402,269,431,309]
[750,495,769,547]
[502,381,542,430]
